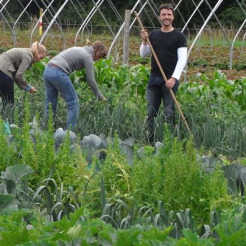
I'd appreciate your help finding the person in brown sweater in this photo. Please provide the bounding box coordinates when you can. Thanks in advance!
[0,41,47,106]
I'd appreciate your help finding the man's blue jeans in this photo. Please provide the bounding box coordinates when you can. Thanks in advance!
[146,75,179,142]
[43,65,79,130]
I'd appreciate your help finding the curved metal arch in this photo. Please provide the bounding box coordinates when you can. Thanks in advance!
[205,0,230,49]
[129,0,159,30]
[75,0,104,46]
[39,0,70,45]
[70,0,90,36]
[40,0,66,49]
[30,0,57,46]
[91,0,115,36]
[0,0,14,24]
[17,0,32,21]
[181,0,204,33]
[150,0,158,12]
[41,0,63,26]
[130,0,151,30]
[0,0,14,43]
[189,0,214,52]
[229,19,246,69]
[187,0,224,61]
[229,0,246,69]
[237,0,246,14]
[108,0,123,24]
[172,0,190,39]
[13,0,34,47]
[242,32,246,53]
[137,0,157,29]
[75,0,118,46]
[107,0,159,59]
[73,0,93,36]
[147,0,159,22]
[107,0,142,59]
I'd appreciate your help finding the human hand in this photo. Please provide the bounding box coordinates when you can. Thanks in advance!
[140,29,148,44]
[165,77,176,90]
[29,86,37,93]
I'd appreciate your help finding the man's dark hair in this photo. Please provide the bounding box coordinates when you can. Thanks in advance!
[159,3,174,15]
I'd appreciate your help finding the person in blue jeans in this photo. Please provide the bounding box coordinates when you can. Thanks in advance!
[43,40,107,130]
[139,3,187,144]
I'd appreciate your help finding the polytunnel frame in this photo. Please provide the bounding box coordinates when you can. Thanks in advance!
[2,0,40,46]
[136,0,158,29]
[182,0,230,55]
[29,0,55,45]
[229,0,246,69]
[130,0,158,30]
[171,0,191,39]
[0,0,66,48]
[107,0,160,60]
[37,0,66,49]
[172,0,246,71]
[183,0,213,52]
[109,0,244,70]
[30,0,63,47]
[107,0,195,60]
[31,0,90,49]
[70,0,92,36]
[0,0,14,41]
[13,0,34,47]
[0,0,244,69]
[17,0,31,20]
[91,0,115,36]
[186,0,245,70]
[39,0,70,46]
[0,0,14,26]
[74,0,122,46]
[187,0,224,61]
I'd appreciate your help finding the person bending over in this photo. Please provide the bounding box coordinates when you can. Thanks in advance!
[0,41,47,106]
[43,40,107,130]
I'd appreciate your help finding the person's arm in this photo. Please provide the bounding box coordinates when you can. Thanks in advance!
[166,47,187,90]
[14,55,34,91]
[84,58,105,101]
[171,47,187,80]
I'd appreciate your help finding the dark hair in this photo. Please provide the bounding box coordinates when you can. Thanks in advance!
[159,3,174,15]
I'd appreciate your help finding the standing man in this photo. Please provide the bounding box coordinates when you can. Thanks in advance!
[139,3,187,144]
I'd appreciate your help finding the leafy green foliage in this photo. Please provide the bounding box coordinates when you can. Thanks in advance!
[178,72,246,158]
[214,209,246,245]
[1,57,246,244]
[161,136,229,224]
[0,119,19,169]
[218,6,245,27]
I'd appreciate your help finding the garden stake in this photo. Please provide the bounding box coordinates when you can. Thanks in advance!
[134,11,191,135]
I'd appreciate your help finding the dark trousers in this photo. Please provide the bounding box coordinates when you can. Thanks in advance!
[0,70,14,106]
[146,75,179,143]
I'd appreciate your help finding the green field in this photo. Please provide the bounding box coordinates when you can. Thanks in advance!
[0,26,246,245]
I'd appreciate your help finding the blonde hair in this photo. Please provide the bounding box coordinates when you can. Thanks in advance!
[86,39,107,58]
[31,41,47,60]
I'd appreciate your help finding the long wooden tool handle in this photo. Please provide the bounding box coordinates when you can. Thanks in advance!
[134,11,191,135]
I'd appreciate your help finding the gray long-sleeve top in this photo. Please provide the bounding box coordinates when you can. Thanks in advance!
[49,46,104,100]
[0,48,33,90]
